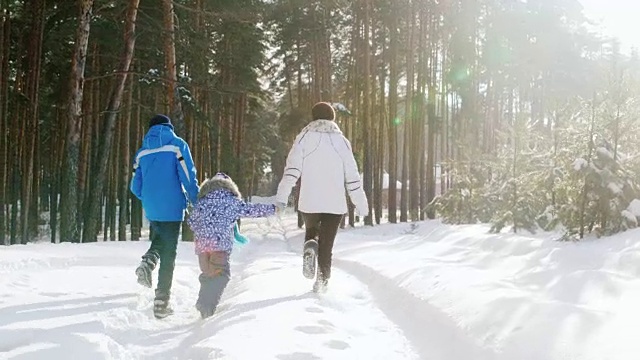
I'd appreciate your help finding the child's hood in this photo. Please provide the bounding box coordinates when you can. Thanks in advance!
[198,176,241,199]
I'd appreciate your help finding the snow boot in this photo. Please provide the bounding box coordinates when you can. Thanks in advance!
[196,302,215,319]
[153,298,174,319]
[312,277,328,293]
[135,262,153,288]
[303,239,319,279]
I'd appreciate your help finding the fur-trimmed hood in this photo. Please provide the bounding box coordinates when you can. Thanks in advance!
[198,176,241,199]
[302,119,342,134]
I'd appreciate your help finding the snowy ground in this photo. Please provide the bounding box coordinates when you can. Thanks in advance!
[1,213,640,359]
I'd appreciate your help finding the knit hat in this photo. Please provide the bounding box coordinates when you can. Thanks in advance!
[311,102,335,121]
[149,114,172,129]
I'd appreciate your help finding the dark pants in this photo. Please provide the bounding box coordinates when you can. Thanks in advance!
[196,251,231,314]
[141,221,181,300]
[302,213,343,280]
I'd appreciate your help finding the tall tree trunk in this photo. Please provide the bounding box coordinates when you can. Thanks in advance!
[296,39,303,108]
[362,0,373,225]
[131,74,142,241]
[512,103,519,234]
[374,32,386,225]
[103,148,113,241]
[425,85,437,219]
[8,32,25,246]
[411,8,425,222]
[400,4,415,223]
[29,110,40,238]
[0,6,8,245]
[345,13,358,228]
[82,0,139,243]
[311,9,321,102]
[162,0,184,135]
[119,75,133,242]
[20,0,45,243]
[51,108,66,243]
[387,10,398,224]
[425,10,437,219]
[0,3,4,244]
[60,0,93,243]
[109,134,117,241]
[440,49,449,195]
[87,52,102,231]
[78,44,97,228]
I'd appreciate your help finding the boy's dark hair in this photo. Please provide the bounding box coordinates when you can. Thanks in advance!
[311,102,335,121]
[149,114,172,129]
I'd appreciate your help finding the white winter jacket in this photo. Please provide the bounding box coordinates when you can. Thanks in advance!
[276,119,369,216]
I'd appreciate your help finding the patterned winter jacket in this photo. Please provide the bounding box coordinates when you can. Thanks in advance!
[187,176,275,255]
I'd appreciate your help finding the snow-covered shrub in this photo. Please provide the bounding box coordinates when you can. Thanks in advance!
[431,162,498,224]
[564,144,639,237]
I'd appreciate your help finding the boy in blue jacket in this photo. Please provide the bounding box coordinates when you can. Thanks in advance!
[130,114,200,319]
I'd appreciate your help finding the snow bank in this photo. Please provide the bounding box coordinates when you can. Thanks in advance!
[336,221,640,360]
[626,198,640,218]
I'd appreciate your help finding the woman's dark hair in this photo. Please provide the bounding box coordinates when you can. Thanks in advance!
[311,102,335,121]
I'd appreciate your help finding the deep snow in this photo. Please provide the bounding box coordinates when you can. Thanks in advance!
[1,213,639,359]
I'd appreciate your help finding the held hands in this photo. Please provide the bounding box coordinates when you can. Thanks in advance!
[274,202,287,214]
[356,206,369,219]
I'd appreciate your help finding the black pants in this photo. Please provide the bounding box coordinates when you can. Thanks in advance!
[141,221,181,300]
[302,213,343,280]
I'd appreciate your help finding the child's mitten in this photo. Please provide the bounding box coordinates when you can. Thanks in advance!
[233,222,249,245]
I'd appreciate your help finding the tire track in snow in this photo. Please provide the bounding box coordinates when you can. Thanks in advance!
[334,259,498,360]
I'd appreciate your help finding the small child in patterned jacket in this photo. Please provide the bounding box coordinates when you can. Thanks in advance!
[187,172,276,319]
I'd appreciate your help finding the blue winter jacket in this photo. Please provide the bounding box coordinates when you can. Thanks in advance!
[130,124,199,221]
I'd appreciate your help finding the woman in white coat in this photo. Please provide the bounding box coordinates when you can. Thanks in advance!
[275,102,369,292]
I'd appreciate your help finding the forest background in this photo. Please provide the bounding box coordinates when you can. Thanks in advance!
[2,0,639,245]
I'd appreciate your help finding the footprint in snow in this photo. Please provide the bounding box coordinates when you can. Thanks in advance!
[295,325,329,335]
[295,319,334,335]
[277,352,321,360]
[11,280,30,289]
[325,339,350,350]
[41,292,67,298]
[317,319,333,328]
[305,306,323,314]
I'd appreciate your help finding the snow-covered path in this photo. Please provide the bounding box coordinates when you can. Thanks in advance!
[0,217,426,360]
[3,214,640,359]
